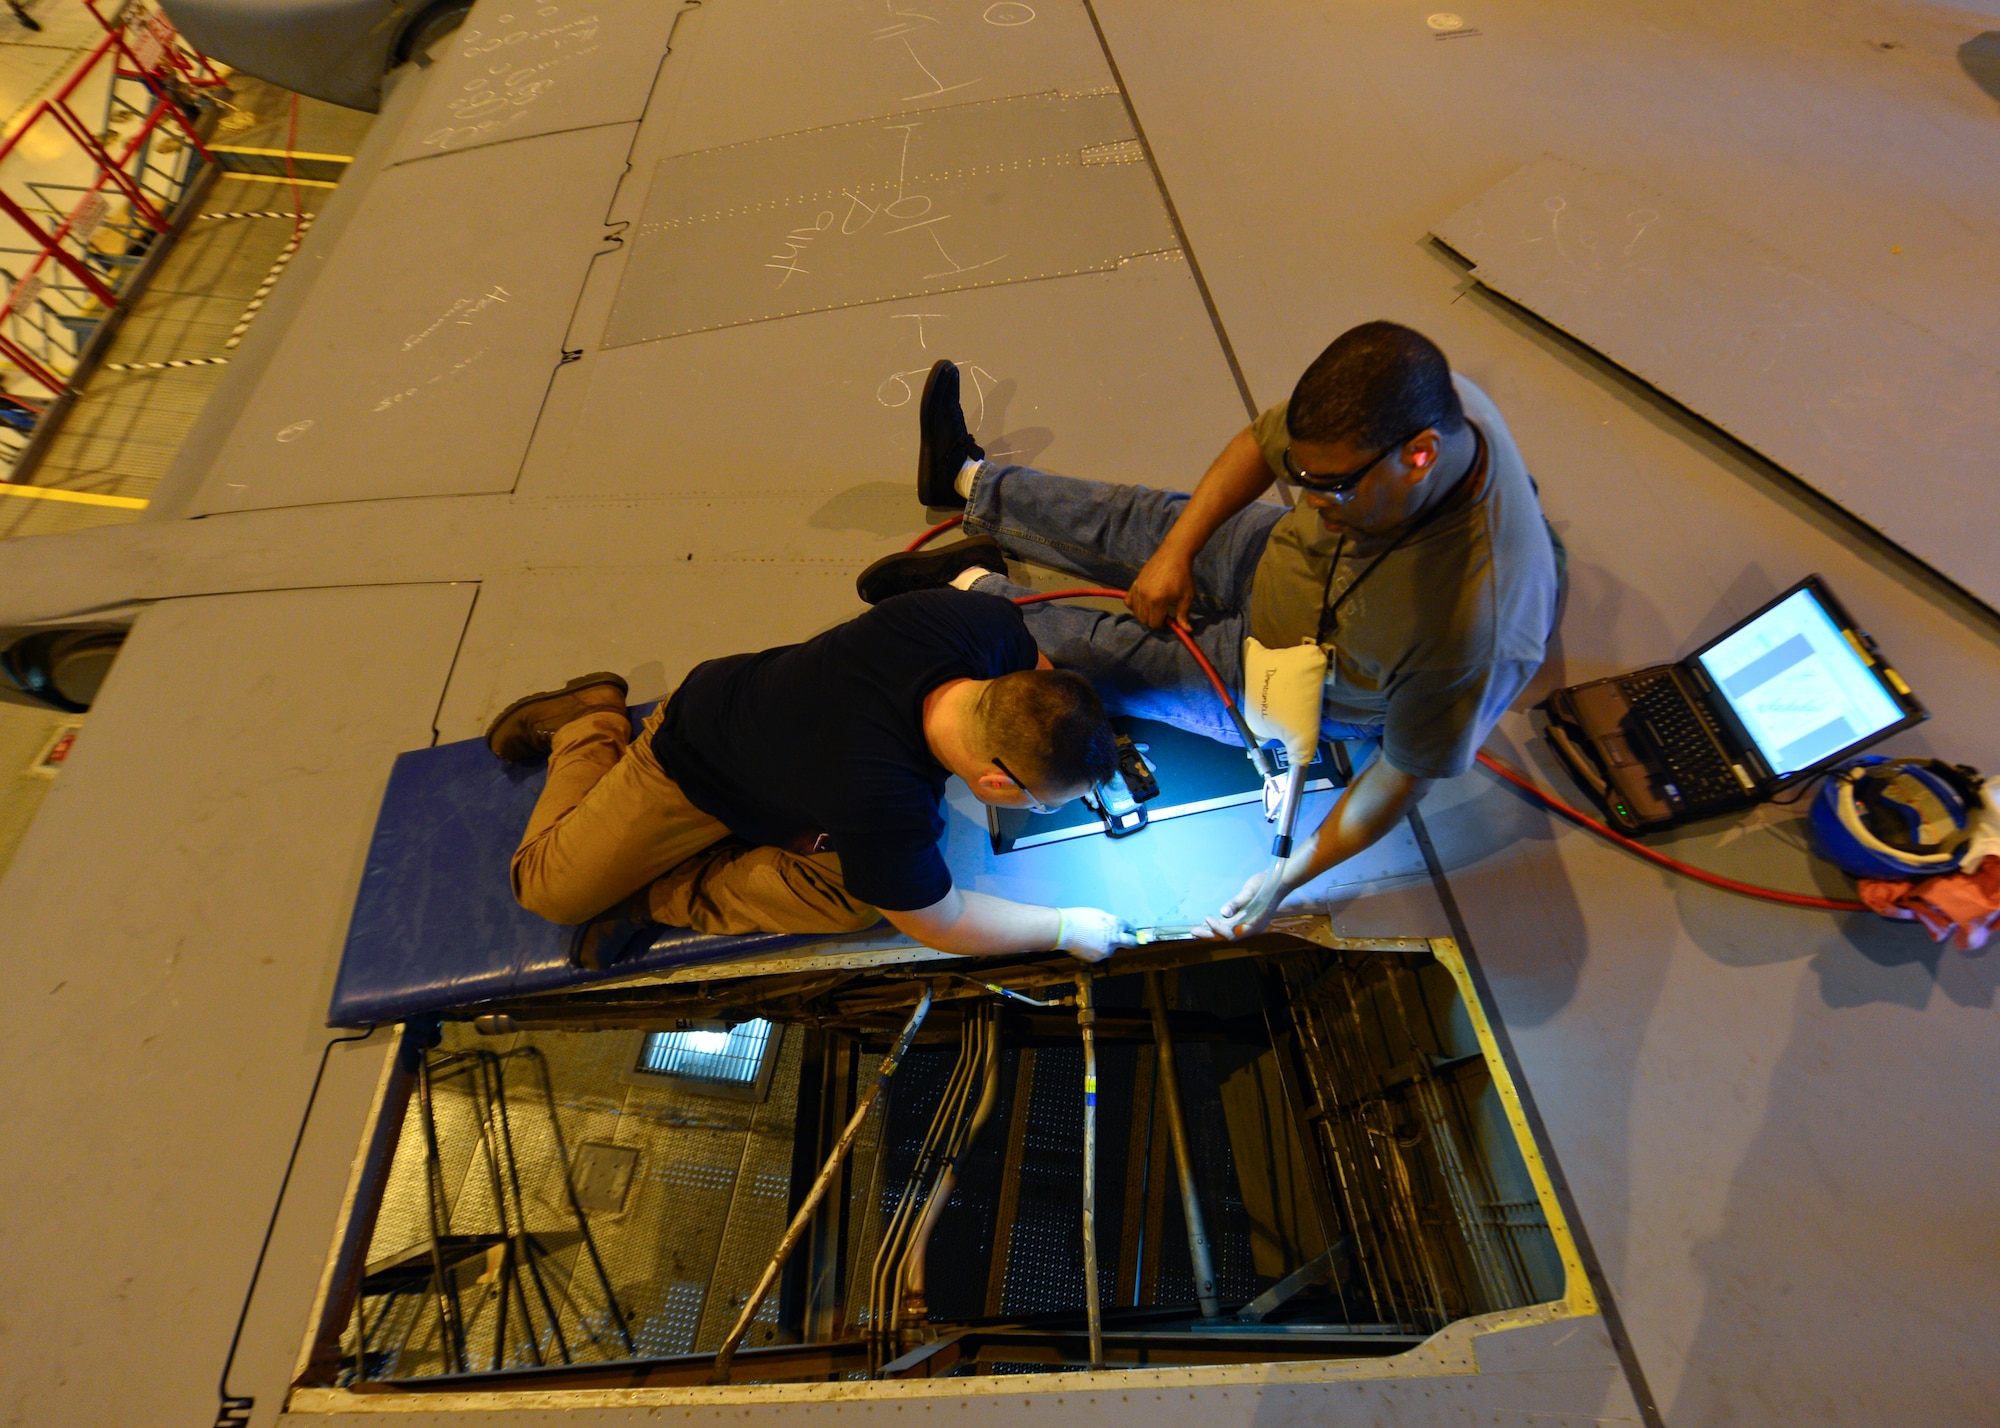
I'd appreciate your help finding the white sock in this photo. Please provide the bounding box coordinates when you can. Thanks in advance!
[954,457,980,501]
[948,566,992,592]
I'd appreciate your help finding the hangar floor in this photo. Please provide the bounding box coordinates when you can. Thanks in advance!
[0,2,1996,1426]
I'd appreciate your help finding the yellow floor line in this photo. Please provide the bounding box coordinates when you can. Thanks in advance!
[0,481,147,509]
[209,145,354,164]
[216,172,342,190]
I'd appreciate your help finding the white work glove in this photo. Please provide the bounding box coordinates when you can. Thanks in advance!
[1053,906,1134,964]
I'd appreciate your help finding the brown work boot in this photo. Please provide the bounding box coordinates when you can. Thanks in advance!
[571,885,661,971]
[484,671,629,763]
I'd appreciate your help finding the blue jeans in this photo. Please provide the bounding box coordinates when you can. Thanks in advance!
[962,463,1379,747]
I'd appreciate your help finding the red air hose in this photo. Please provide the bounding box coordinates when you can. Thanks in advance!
[906,514,965,552]
[1473,751,1866,911]
[1011,586,1248,721]
[906,517,1243,715]
[901,520,1864,913]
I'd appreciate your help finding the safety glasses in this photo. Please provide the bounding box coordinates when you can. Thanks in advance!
[991,755,1057,815]
[1282,427,1429,500]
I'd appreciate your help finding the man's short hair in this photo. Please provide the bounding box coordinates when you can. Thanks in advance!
[1286,321,1465,450]
[980,669,1116,793]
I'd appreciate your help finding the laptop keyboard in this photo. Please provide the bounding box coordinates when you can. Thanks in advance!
[1624,673,1747,806]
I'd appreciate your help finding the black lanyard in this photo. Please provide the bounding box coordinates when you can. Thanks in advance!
[1316,423,1485,643]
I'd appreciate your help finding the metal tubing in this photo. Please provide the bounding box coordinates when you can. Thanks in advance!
[902,1003,1003,1318]
[1378,964,1527,1310]
[468,1053,566,1365]
[426,1052,560,1367]
[712,986,934,1383]
[1145,971,1222,1320]
[1270,760,1309,859]
[1336,973,1449,1324]
[413,1057,470,1374]
[466,1056,516,1372]
[887,1014,981,1343]
[949,972,1069,1007]
[869,1011,978,1365]
[471,1053,547,1370]
[1076,974,1104,1371]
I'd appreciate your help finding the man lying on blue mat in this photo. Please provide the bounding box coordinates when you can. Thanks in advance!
[486,588,1133,970]
[855,322,1563,940]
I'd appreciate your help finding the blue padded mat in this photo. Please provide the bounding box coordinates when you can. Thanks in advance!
[333,706,1412,1028]
[330,706,820,1027]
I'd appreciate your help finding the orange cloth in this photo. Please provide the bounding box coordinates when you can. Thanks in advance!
[1859,855,2000,952]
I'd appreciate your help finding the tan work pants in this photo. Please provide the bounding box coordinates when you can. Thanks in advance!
[510,705,878,936]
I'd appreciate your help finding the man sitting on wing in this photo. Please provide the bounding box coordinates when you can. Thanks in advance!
[487,588,1134,968]
[855,322,1563,939]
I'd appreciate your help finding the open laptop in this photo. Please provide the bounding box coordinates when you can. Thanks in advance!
[1543,575,1926,831]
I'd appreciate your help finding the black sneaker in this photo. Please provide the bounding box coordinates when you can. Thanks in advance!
[855,535,1008,605]
[917,359,984,508]
[571,886,661,972]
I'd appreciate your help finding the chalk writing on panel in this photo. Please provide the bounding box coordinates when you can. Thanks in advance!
[604,91,1178,347]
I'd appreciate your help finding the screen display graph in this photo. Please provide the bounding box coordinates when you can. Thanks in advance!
[1695,588,1904,776]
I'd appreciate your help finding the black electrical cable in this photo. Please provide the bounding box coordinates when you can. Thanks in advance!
[215,1024,379,1428]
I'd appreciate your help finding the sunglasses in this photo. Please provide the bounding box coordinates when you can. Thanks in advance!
[992,755,1057,815]
[1282,427,1430,500]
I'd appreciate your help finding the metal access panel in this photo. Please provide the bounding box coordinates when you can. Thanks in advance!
[635,0,1118,159]
[384,0,684,166]
[524,253,1240,503]
[603,92,1178,346]
[1431,155,2000,610]
[191,125,632,514]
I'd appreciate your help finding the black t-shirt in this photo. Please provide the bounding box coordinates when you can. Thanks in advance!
[652,589,1038,911]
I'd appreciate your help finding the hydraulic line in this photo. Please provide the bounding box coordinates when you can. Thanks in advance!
[1145,971,1220,1320]
[872,1013,982,1365]
[903,518,1865,911]
[948,971,1070,1007]
[713,986,933,1383]
[899,1004,1003,1332]
[1075,972,1105,1370]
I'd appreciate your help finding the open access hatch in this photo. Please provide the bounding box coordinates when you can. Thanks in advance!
[289,921,1592,1405]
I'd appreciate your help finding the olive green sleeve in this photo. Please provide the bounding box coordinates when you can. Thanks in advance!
[1250,400,1291,482]
[1381,659,1541,780]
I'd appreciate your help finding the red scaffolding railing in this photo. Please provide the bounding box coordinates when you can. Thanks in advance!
[0,0,225,450]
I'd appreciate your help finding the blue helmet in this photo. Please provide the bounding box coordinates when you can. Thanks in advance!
[1809,757,1983,881]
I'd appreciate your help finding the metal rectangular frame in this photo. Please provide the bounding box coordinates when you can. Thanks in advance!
[285,920,1598,1412]
[612,1022,787,1103]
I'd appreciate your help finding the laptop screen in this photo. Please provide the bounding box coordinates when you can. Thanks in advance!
[1693,586,1907,777]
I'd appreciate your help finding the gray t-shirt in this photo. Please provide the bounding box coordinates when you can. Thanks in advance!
[1247,374,1560,780]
